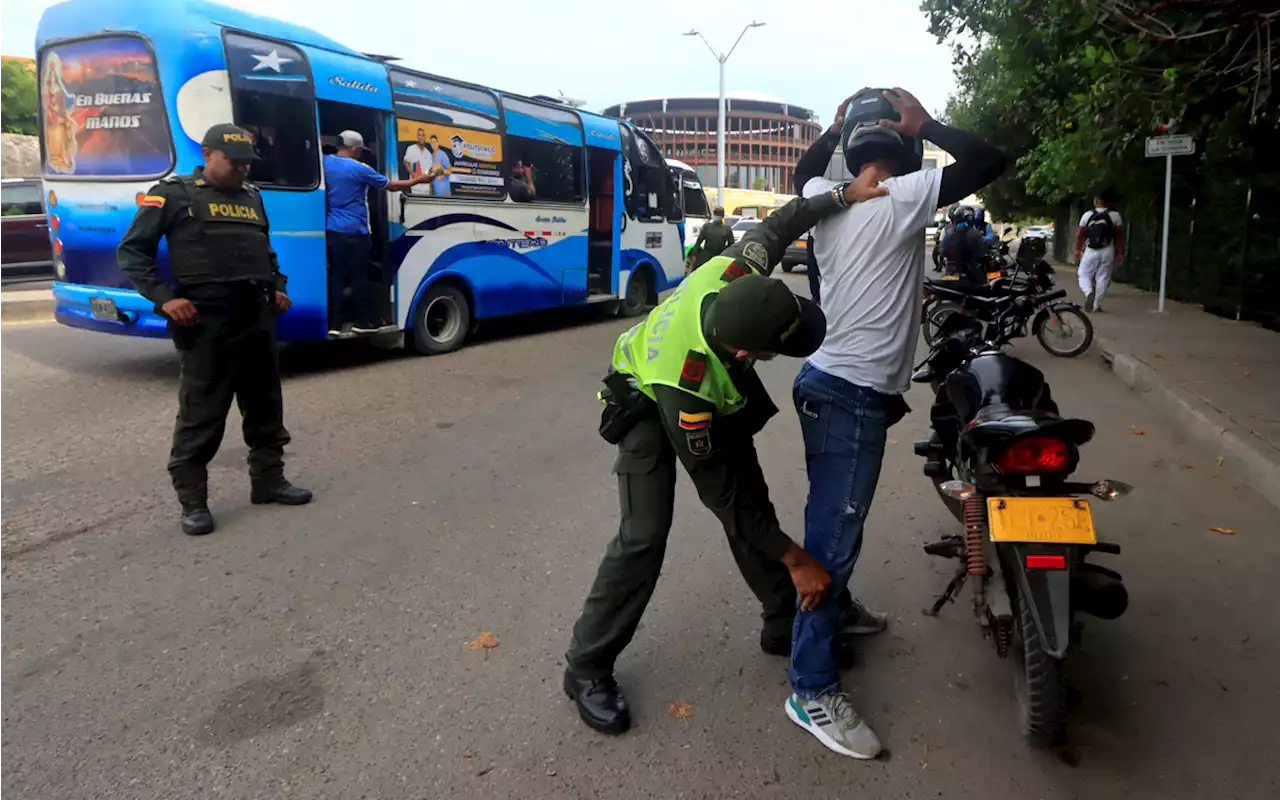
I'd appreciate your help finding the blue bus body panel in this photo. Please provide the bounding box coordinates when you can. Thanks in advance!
[300,45,393,110]
[53,282,169,338]
[579,114,622,151]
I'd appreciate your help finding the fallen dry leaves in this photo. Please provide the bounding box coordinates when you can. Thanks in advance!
[667,701,695,726]
[1209,526,1238,535]
[468,631,499,650]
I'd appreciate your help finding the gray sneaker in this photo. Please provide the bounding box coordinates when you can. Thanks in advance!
[1085,291,1095,312]
[785,691,882,759]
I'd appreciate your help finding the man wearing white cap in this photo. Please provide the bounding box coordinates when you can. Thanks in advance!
[323,130,430,333]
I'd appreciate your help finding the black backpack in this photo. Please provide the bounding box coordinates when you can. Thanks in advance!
[1084,210,1115,249]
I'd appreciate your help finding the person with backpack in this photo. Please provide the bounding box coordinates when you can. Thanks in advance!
[1074,190,1124,312]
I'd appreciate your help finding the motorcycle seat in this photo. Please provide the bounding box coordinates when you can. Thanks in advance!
[924,280,1014,299]
[964,406,1095,448]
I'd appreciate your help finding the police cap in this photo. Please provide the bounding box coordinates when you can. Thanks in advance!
[201,123,262,161]
[711,274,826,358]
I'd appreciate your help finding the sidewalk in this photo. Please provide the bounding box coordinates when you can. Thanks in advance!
[0,288,55,324]
[1053,260,1280,511]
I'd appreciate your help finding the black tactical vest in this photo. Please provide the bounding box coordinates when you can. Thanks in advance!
[164,175,275,286]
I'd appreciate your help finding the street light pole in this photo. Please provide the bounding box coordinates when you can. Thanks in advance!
[685,22,765,209]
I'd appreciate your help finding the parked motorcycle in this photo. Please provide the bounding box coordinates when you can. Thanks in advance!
[921,235,1092,357]
[912,311,1131,747]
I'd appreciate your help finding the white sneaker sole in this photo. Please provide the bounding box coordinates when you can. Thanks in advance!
[784,697,880,760]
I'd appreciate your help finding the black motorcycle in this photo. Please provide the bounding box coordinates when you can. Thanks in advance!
[921,236,1092,357]
[912,311,1130,747]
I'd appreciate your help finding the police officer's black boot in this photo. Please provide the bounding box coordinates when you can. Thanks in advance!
[180,501,216,536]
[563,668,630,735]
[250,478,313,506]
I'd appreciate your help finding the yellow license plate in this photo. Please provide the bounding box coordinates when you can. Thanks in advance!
[795,239,807,248]
[940,274,960,280]
[987,497,1097,545]
[987,271,1003,280]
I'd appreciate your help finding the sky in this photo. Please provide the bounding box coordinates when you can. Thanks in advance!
[1,0,959,123]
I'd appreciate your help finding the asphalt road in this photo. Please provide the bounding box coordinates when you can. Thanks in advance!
[3,272,1278,800]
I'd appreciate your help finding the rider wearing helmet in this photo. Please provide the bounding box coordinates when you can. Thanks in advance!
[940,204,987,283]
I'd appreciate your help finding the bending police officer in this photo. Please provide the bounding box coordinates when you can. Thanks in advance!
[563,174,891,735]
[118,123,311,536]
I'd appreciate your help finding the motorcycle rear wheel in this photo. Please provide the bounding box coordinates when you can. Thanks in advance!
[1036,306,1094,357]
[1012,587,1067,747]
[922,300,964,347]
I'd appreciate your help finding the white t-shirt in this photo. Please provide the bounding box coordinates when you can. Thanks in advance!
[403,144,433,195]
[1079,208,1122,250]
[802,168,944,395]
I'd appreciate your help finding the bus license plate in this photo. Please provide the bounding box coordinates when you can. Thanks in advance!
[89,297,118,321]
[987,497,1097,545]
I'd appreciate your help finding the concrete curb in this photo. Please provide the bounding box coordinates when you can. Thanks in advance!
[0,293,55,325]
[1098,336,1280,513]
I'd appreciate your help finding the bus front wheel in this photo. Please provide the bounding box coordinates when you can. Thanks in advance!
[409,283,471,356]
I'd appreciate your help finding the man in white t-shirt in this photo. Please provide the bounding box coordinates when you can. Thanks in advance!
[402,128,434,196]
[782,87,1006,760]
[1074,190,1124,312]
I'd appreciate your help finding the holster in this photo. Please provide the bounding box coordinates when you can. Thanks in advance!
[598,370,653,444]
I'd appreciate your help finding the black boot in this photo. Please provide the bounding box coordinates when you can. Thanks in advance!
[563,668,630,735]
[250,479,313,506]
[180,502,215,536]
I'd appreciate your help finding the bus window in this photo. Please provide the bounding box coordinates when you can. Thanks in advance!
[505,138,582,205]
[499,97,584,205]
[618,125,678,222]
[681,176,710,218]
[389,69,504,200]
[223,33,318,189]
[38,36,172,179]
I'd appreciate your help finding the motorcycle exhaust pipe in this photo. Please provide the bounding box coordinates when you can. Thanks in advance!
[1073,565,1128,620]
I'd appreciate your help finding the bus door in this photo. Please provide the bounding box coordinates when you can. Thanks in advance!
[301,44,394,331]
[581,116,622,297]
[224,32,326,339]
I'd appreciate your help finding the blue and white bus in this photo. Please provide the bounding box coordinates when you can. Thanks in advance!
[36,0,699,354]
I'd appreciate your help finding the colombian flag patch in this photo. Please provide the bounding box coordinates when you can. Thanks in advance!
[678,410,713,430]
[140,195,166,208]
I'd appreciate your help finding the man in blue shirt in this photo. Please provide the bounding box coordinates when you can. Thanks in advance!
[324,130,429,334]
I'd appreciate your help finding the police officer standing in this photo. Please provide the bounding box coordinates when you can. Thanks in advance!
[118,123,311,536]
[563,173,891,735]
[685,206,735,274]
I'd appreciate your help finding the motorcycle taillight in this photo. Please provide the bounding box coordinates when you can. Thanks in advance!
[996,437,1070,473]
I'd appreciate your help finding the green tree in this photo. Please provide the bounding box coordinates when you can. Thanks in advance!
[753,175,769,191]
[1,60,38,135]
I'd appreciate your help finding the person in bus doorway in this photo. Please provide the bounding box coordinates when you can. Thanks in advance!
[1074,189,1124,312]
[685,206,735,273]
[324,130,431,335]
[117,123,312,537]
[562,172,891,737]
[508,159,536,202]
[786,87,1005,759]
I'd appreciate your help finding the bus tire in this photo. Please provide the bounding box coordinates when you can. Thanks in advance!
[409,283,470,356]
[620,267,652,318]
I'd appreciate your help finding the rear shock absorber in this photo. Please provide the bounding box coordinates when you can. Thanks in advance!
[963,493,988,576]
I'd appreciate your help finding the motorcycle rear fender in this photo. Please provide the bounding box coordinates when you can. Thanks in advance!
[1032,302,1083,336]
[1005,543,1073,659]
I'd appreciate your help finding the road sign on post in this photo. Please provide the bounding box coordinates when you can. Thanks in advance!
[1146,135,1196,312]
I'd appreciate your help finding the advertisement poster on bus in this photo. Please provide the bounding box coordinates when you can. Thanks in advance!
[40,37,172,177]
[396,120,504,200]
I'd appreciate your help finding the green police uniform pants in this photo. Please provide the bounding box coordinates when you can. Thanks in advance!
[167,294,291,503]
[565,412,797,679]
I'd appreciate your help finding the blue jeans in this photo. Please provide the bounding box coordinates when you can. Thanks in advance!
[788,362,889,699]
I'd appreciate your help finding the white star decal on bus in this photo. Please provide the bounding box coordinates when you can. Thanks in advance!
[251,49,294,72]
[404,79,417,88]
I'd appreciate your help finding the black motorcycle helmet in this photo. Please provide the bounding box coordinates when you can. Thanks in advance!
[949,204,976,226]
[840,88,923,177]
